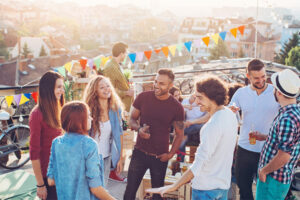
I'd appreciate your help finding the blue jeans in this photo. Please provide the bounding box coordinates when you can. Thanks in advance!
[178,124,203,162]
[192,188,228,200]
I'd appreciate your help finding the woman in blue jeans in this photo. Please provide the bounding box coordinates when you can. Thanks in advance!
[84,75,125,187]
[47,101,115,200]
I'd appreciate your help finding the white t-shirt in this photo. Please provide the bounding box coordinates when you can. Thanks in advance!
[182,97,205,121]
[94,120,112,158]
[230,84,280,153]
[190,107,238,190]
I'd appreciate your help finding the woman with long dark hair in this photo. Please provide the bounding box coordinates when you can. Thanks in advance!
[29,71,64,200]
[84,75,125,187]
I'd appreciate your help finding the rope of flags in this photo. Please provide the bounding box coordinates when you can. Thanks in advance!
[3,92,38,108]
[52,25,245,78]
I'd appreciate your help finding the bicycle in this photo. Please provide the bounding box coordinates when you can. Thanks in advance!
[0,110,30,169]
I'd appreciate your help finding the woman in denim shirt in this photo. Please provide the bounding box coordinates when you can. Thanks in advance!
[84,76,125,187]
[47,101,115,200]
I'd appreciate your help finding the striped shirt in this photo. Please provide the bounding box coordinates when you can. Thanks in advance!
[259,104,300,184]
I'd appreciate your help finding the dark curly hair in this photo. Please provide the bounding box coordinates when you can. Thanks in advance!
[196,75,228,106]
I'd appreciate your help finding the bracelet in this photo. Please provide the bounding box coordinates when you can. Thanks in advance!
[36,184,45,188]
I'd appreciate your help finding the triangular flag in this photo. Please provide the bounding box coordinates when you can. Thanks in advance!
[219,31,227,41]
[57,66,66,77]
[211,34,219,44]
[144,50,152,60]
[176,43,183,52]
[80,59,87,70]
[14,94,22,106]
[230,28,238,38]
[94,57,101,70]
[19,94,30,105]
[193,39,202,47]
[154,49,161,54]
[161,47,169,58]
[64,62,72,73]
[88,59,94,69]
[202,37,210,47]
[101,57,109,66]
[128,53,136,64]
[24,93,31,99]
[184,41,192,52]
[168,45,177,57]
[238,25,245,35]
[5,96,13,107]
[136,52,144,62]
[31,92,38,103]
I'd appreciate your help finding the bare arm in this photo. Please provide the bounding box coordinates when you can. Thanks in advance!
[146,169,194,197]
[259,150,291,182]
[32,159,47,199]
[189,113,210,125]
[90,186,116,200]
[157,120,184,162]
[129,107,140,132]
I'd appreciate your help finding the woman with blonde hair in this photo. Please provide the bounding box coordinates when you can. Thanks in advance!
[84,75,125,187]
[29,71,65,200]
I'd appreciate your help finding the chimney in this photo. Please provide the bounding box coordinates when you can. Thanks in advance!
[19,59,27,72]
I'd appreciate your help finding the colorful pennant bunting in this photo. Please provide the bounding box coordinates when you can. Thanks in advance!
[128,53,136,64]
[14,94,21,106]
[19,94,30,105]
[202,37,210,47]
[57,66,66,77]
[94,57,101,70]
[5,96,13,107]
[161,47,169,58]
[238,25,245,35]
[193,40,202,47]
[219,31,227,41]
[144,51,152,60]
[32,92,38,103]
[211,34,219,44]
[184,41,192,52]
[176,43,183,52]
[64,62,72,73]
[24,93,31,99]
[154,49,161,54]
[136,52,144,62]
[230,28,238,38]
[168,45,177,57]
[88,59,94,69]
[101,57,109,66]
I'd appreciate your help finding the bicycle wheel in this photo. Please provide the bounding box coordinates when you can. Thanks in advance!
[0,125,30,169]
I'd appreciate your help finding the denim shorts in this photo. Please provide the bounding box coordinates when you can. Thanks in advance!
[192,188,228,200]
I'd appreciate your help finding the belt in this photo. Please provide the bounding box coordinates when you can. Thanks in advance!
[135,147,159,158]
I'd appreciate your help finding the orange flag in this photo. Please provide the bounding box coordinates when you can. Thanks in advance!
[161,47,169,58]
[144,50,152,60]
[202,37,210,47]
[80,59,87,70]
[238,25,245,35]
[154,49,161,54]
[230,28,238,38]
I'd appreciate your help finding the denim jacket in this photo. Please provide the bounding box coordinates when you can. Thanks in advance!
[47,133,105,200]
[90,109,123,169]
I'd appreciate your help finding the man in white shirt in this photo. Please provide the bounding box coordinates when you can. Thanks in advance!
[229,59,280,200]
[146,75,238,200]
[177,95,209,162]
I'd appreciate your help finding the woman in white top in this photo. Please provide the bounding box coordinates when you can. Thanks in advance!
[84,75,124,187]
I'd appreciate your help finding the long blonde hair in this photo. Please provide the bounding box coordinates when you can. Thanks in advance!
[83,75,124,137]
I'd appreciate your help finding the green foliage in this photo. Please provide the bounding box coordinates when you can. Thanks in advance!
[276,32,299,64]
[22,42,31,58]
[123,69,133,81]
[285,46,300,70]
[39,45,47,57]
[208,39,230,60]
[64,80,74,102]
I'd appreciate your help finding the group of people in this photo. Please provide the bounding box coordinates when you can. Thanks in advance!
[28,40,300,200]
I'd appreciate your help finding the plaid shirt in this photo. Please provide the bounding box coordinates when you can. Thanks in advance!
[259,104,300,184]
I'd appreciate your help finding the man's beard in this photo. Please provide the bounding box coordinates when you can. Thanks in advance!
[253,82,266,89]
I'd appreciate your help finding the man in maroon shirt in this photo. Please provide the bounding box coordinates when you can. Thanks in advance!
[124,68,184,200]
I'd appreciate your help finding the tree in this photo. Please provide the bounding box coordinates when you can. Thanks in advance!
[275,32,299,64]
[208,39,230,60]
[285,46,300,70]
[238,46,245,58]
[22,42,31,58]
[39,45,47,57]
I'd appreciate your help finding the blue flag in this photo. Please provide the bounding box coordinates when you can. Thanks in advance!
[128,53,136,64]
[219,31,227,41]
[184,41,192,52]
